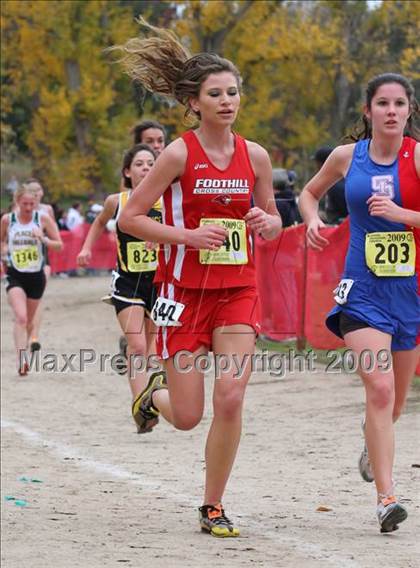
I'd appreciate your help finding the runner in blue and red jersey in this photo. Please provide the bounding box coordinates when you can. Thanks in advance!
[299,73,420,534]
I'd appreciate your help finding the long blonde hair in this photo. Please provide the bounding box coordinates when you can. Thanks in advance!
[14,184,38,202]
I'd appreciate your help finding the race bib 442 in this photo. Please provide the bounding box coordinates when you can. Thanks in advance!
[151,297,185,327]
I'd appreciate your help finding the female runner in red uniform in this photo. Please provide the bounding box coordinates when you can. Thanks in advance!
[113,19,282,536]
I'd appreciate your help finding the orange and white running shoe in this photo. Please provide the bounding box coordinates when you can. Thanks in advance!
[376,496,407,533]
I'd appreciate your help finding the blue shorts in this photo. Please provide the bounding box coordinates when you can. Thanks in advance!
[326,273,420,351]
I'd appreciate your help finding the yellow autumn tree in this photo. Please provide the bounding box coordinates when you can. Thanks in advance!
[3,0,418,197]
[364,0,420,80]
[167,0,340,171]
[2,0,137,198]
[160,0,419,179]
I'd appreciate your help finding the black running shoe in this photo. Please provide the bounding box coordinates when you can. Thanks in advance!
[199,503,240,537]
[30,341,41,352]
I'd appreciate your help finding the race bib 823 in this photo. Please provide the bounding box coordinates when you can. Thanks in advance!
[127,242,158,272]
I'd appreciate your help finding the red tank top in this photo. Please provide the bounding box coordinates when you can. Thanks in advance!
[155,130,256,289]
[399,137,420,286]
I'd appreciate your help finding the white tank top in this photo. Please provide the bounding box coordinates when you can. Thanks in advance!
[8,211,44,272]
[37,203,53,219]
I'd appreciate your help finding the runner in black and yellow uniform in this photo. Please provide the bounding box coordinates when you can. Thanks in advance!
[77,144,165,431]
[117,120,167,364]
[110,189,161,316]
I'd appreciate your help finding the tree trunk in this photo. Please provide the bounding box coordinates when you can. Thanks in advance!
[64,59,101,193]
[332,68,351,140]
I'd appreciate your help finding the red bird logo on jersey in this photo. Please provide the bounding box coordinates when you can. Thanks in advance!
[212,194,232,206]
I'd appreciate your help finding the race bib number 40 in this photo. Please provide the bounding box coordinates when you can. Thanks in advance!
[12,246,39,270]
[365,232,415,277]
[199,218,248,265]
[151,297,185,327]
[127,242,158,272]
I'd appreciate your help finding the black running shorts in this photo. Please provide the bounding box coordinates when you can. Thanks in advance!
[111,271,157,316]
[5,267,46,300]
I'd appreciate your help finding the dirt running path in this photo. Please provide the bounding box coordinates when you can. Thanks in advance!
[1,276,419,568]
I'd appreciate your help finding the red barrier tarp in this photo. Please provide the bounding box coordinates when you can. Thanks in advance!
[255,221,419,372]
[49,224,117,273]
[47,221,419,373]
[255,222,348,348]
[255,224,306,342]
